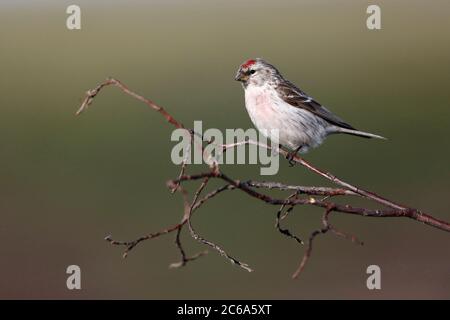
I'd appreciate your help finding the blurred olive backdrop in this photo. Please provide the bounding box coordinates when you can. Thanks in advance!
[0,0,449,299]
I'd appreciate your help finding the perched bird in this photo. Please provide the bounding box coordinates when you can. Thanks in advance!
[235,58,386,160]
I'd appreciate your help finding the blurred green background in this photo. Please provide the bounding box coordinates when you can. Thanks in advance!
[0,0,449,299]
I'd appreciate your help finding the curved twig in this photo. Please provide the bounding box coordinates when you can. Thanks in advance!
[77,78,450,279]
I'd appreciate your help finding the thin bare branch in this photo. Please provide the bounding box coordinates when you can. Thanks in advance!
[104,222,182,258]
[169,227,208,269]
[292,223,329,279]
[186,178,253,272]
[77,78,450,279]
[245,180,357,196]
[276,192,304,245]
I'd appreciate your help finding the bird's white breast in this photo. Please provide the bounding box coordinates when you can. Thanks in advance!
[244,84,329,152]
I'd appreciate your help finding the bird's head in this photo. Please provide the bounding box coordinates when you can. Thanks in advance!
[235,58,281,88]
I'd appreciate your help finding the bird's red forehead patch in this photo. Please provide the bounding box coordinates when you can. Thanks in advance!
[242,59,256,69]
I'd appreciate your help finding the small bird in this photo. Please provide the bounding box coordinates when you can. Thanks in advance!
[235,58,386,160]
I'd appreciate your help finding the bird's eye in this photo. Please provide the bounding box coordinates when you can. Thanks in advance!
[249,69,256,75]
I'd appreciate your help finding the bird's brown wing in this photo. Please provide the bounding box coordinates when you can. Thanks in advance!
[277,80,356,130]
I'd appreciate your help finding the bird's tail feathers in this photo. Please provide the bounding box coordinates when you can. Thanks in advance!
[334,127,387,140]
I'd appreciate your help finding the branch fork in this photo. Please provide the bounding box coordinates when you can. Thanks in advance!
[77,78,449,279]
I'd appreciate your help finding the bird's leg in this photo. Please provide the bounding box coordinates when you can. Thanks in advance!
[286,145,302,167]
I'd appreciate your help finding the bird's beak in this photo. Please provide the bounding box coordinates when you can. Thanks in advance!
[235,69,248,82]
